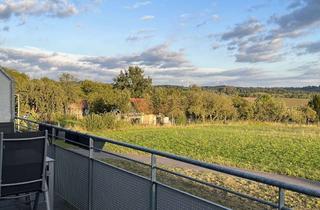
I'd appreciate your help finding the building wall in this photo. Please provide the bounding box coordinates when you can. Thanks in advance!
[141,114,157,125]
[0,71,13,122]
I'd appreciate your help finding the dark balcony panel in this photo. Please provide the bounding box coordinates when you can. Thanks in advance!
[0,122,14,134]
[55,147,89,210]
[92,160,151,210]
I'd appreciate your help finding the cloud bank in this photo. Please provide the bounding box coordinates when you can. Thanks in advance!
[217,0,320,64]
[0,0,78,21]
[1,45,319,87]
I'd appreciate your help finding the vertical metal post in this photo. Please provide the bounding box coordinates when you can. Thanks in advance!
[27,121,31,131]
[42,130,51,210]
[47,159,55,210]
[88,138,94,210]
[51,127,56,144]
[0,132,3,197]
[51,127,56,162]
[278,188,285,210]
[16,94,20,132]
[151,154,157,210]
[50,127,56,210]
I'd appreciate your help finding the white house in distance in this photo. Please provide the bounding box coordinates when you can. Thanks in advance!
[0,67,15,122]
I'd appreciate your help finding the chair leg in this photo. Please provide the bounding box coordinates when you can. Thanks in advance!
[44,190,51,210]
[42,181,51,210]
[26,194,32,210]
[33,192,40,210]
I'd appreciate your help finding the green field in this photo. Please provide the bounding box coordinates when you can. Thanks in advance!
[94,122,320,181]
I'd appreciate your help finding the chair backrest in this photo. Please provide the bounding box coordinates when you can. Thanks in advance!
[0,122,14,134]
[0,131,47,197]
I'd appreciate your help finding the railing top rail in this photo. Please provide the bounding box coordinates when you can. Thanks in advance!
[16,117,320,198]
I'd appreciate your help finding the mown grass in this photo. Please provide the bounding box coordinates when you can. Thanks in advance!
[93,122,320,181]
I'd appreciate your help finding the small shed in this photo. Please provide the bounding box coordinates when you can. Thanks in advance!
[0,67,15,122]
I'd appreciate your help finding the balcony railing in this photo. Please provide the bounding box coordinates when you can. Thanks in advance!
[16,117,320,210]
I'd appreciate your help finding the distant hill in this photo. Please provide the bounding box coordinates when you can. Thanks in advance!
[156,85,320,99]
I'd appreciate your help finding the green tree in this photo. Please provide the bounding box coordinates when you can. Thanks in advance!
[254,95,287,122]
[113,66,152,98]
[27,78,65,121]
[308,95,320,119]
[204,92,237,121]
[151,87,187,123]
[87,84,130,114]
[59,73,81,115]
[232,97,253,120]
[187,87,206,121]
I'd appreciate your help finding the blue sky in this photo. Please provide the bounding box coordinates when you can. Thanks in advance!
[0,0,319,87]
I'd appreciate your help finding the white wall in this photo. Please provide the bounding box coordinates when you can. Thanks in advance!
[0,71,12,122]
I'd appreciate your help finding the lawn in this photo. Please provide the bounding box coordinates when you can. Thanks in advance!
[93,122,320,181]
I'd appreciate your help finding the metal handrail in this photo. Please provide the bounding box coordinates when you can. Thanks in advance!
[15,117,320,201]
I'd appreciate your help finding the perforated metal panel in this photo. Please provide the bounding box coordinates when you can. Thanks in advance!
[157,184,230,210]
[92,160,151,210]
[55,146,89,210]
[47,144,55,159]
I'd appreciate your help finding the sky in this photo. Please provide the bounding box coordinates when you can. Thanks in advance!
[0,0,319,87]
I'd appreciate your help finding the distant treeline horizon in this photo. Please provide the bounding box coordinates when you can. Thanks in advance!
[3,65,320,127]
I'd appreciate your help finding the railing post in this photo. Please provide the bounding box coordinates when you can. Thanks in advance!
[151,154,157,210]
[27,121,31,131]
[88,138,94,210]
[0,132,3,197]
[278,188,285,210]
[51,127,55,144]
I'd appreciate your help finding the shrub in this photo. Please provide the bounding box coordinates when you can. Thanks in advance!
[232,97,254,120]
[174,114,187,125]
[286,108,305,124]
[302,107,318,124]
[82,113,123,131]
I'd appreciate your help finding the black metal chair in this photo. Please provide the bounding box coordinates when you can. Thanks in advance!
[0,131,51,210]
[0,122,14,134]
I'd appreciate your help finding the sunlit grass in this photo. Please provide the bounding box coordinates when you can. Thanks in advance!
[93,122,320,181]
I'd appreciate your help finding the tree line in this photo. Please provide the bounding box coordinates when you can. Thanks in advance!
[4,66,320,125]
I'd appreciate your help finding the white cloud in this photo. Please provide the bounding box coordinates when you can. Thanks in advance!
[296,40,320,54]
[2,26,9,31]
[235,37,284,63]
[212,14,219,21]
[126,1,151,10]
[271,0,320,38]
[140,15,154,21]
[1,45,319,87]
[221,19,263,41]
[217,0,320,63]
[126,29,156,42]
[0,0,78,21]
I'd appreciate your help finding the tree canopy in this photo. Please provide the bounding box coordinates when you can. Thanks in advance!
[3,65,319,125]
[113,66,152,98]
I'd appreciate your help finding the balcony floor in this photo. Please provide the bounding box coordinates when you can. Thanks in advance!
[0,194,75,210]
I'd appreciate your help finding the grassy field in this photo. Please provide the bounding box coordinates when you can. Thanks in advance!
[94,122,320,181]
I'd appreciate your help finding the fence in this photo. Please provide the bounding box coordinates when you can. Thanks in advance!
[16,117,320,210]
